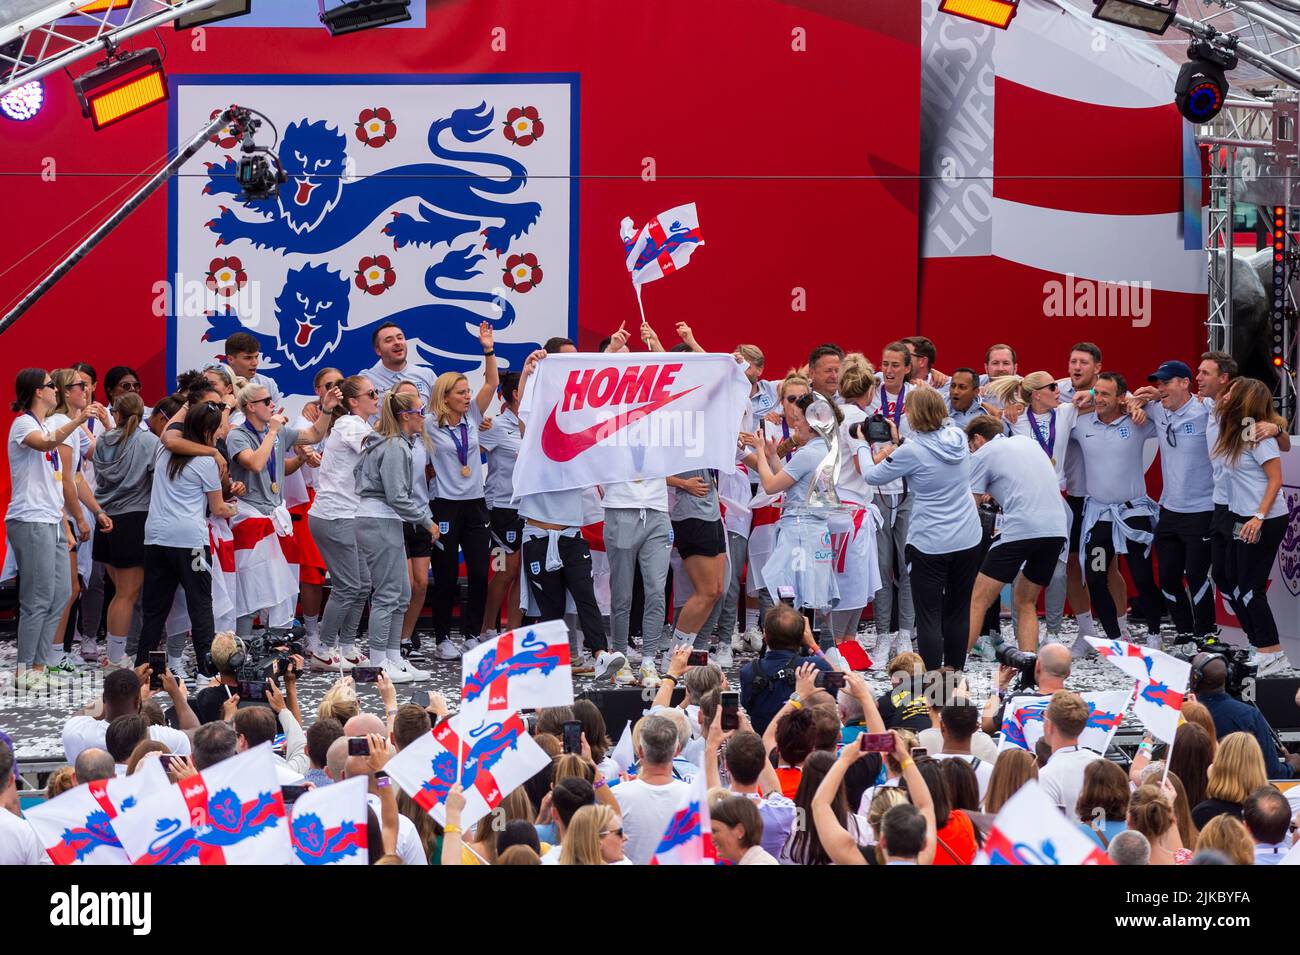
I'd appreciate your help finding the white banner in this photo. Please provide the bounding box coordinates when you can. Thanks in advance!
[514,353,749,498]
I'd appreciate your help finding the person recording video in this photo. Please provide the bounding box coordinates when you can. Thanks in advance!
[1190,653,1300,779]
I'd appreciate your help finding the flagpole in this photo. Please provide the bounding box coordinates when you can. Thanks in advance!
[634,283,647,327]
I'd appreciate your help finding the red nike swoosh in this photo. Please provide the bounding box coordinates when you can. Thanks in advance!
[540,387,700,462]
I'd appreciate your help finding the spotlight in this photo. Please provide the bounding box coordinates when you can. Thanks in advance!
[75,0,132,12]
[175,0,252,29]
[73,47,168,130]
[0,80,43,121]
[1174,39,1236,124]
[1092,0,1178,35]
[319,0,412,36]
[937,0,1019,29]
[1270,205,1289,369]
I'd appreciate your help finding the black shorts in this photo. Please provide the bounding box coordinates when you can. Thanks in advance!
[981,536,1066,586]
[403,521,433,559]
[91,511,146,568]
[1066,495,1086,553]
[672,518,727,559]
[489,507,524,553]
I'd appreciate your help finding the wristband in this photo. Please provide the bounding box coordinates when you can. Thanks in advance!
[444,825,461,835]
[902,758,914,770]
[661,674,678,684]
[483,349,495,357]
[593,778,607,791]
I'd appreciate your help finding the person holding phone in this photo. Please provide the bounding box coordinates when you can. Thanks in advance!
[1215,379,1292,677]
[355,389,438,684]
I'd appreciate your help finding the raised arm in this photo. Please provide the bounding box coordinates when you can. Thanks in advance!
[752,431,796,495]
[20,405,96,452]
[475,321,499,416]
[293,388,340,446]
[233,416,286,473]
[811,745,867,865]
[894,734,936,865]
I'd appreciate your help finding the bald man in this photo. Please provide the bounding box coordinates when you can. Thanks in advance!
[328,732,427,864]
[73,748,115,785]
[981,642,1072,735]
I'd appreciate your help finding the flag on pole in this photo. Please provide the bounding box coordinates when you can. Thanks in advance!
[385,712,550,830]
[650,772,717,865]
[113,743,291,865]
[460,619,573,726]
[977,780,1112,865]
[289,776,369,866]
[620,202,705,287]
[1086,638,1190,743]
[611,721,636,775]
[26,758,169,865]
[998,689,1131,755]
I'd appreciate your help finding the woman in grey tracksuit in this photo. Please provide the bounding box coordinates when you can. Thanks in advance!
[355,389,439,684]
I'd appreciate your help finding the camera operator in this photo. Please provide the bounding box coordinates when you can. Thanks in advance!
[964,416,1068,654]
[1190,653,1300,779]
[857,387,982,671]
[738,603,833,736]
[980,643,1072,736]
[191,632,302,726]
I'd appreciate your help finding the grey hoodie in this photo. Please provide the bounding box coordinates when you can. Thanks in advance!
[92,427,161,515]
[857,423,981,554]
[355,433,427,525]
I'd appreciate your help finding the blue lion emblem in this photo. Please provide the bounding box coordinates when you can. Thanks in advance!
[290,813,366,865]
[462,628,568,706]
[420,718,525,806]
[137,788,282,865]
[623,218,703,271]
[203,103,540,257]
[51,810,121,864]
[654,802,702,854]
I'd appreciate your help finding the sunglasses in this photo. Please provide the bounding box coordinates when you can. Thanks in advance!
[398,408,426,417]
[116,381,141,392]
[784,395,804,403]
[1035,382,1058,392]
[68,381,90,391]
[41,381,56,389]
[321,381,344,391]
[249,396,275,408]
[600,828,626,838]
[363,389,379,399]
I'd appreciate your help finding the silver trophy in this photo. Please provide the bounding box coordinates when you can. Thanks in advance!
[802,394,841,509]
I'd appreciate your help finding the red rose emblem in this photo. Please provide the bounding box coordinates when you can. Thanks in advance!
[356,107,397,148]
[502,252,542,293]
[355,254,396,295]
[205,256,248,298]
[207,107,243,149]
[502,106,544,147]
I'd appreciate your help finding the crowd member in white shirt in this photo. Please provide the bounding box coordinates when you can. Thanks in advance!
[425,323,498,660]
[1038,691,1103,816]
[928,702,996,806]
[1215,378,1294,677]
[62,666,194,764]
[868,342,916,661]
[0,739,44,865]
[1243,786,1294,865]
[6,369,102,690]
[614,714,691,865]
[354,388,437,683]
[479,371,525,642]
[307,376,380,670]
[965,414,1069,654]
[366,321,438,404]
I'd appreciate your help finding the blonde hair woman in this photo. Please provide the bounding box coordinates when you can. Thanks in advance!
[424,322,498,660]
[857,387,982,670]
[354,389,438,683]
[561,804,624,865]
[1193,731,1268,828]
[390,380,435,655]
[1196,814,1255,865]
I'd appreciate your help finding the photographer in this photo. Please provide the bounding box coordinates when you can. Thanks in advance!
[857,387,982,671]
[964,415,1068,654]
[980,643,1072,736]
[1190,653,1299,779]
[738,603,833,735]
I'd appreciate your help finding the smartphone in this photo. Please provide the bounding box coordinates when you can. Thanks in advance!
[148,651,166,690]
[777,586,795,607]
[1232,522,1248,542]
[687,650,710,668]
[411,689,430,710]
[562,720,583,755]
[280,784,309,805]
[159,753,181,774]
[816,671,846,692]
[721,691,740,731]
[859,732,895,753]
[238,679,268,702]
[350,666,383,684]
[347,736,370,757]
[910,746,928,759]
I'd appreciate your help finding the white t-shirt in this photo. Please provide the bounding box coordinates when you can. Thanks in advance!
[602,478,669,512]
[62,714,192,764]
[366,792,428,865]
[837,403,872,504]
[144,449,222,550]
[0,808,45,864]
[614,777,690,866]
[969,434,1069,543]
[309,415,372,521]
[1038,745,1103,817]
[1226,438,1288,519]
[5,414,66,523]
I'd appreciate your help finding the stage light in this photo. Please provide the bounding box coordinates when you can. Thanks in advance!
[937,0,1018,29]
[76,0,131,12]
[1092,0,1178,35]
[1270,205,1288,369]
[175,0,252,29]
[1174,40,1235,124]
[0,80,43,121]
[319,0,411,36]
[73,48,168,130]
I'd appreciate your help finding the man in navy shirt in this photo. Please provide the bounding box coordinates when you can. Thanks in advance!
[739,603,834,736]
[1192,655,1300,779]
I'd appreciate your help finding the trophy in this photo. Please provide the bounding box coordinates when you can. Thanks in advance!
[800,394,841,509]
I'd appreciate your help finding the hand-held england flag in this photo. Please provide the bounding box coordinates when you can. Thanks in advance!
[611,721,635,775]
[1087,638,1190,743]
[290,776,368,866]
[385,712,550,831]
[977,780,1112,866]
[650,772,717,866]
[998,689,1131,756]
[459,619,572,727]
[620,202,704,287]
[26,758,169,865]
[113,743,291,865]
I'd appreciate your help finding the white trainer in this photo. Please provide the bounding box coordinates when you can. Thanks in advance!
[1254,649,1290,678]
[435,640,462,661]
[397,657,430,682]
[594,650,627,680]
[640,660,661,688]
[613,666,637,687]
[381,658,414,684]
[714,644,734,669]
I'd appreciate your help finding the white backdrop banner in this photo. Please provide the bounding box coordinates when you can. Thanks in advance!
[514,353,750,498]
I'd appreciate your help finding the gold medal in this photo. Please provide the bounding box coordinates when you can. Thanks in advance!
[461,465,471,477]
[1050,457,1056,467]
[271,482,279,494]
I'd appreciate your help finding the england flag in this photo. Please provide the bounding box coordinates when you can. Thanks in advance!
[1087,638,1190,743]
[460,619,573,726]
[977,780,1112,866]
[998,689,1131,756]
[26,758,169,865]
[289,776,369,866]
[620,202,705,286]
[650,773,717,866]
